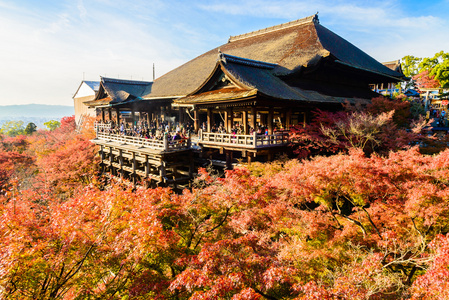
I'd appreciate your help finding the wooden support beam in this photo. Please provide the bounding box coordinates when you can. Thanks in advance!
[116,108,120,125]
[108,108,112,122]
[109,147,113,173]
[251,107,257,131]
[268,107,274,135]
[247,152,252,165]
[145,154,149,177]
[101,109,105,122]
[193,109,199,133]
[242,110,248,134]
[160,158,166,183]
[119,149,124,177]
[173,166,178,190]
[100,145,104,161]
[286,110,291,130]
[207,108,212,132]
[226,107,233,133]
[131,109,136,127]
[189,151,194,178]
[225,150,233,170]
[132,152,136,173]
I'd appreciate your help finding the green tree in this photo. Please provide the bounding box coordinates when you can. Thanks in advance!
[24,122,37,135]
[416,51,449,89]
[428,51,449,88]
[0,120,25,137]
[44,120,61,131]
[401,55,422,77]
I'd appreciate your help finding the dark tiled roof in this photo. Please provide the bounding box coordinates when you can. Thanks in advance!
[145,14,403,99]
[100,77,153,104]
[84,81,100,92]
[175,53,371,106]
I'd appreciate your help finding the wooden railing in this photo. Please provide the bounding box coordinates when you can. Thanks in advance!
[94,124,289,150]
[95,124,190,151]
[198,130,289,148]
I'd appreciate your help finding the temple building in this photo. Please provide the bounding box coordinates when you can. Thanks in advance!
[73,80,100,125]
[86,14,405,187]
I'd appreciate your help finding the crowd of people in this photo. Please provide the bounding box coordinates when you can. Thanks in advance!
[428,106,448,127]
[96,120,191,141]
[96,119,288,141]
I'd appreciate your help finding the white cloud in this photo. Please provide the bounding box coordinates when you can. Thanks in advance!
[1,0,448,106]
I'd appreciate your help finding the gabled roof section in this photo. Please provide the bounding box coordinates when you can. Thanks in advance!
[73,80,100,99]
[175,53,367,105]
[84,81,100,92]
[95,77,153,104]
[145,14,404,100]
[382,60,407,79]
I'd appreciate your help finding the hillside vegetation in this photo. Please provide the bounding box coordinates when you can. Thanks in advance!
[1,99,449,299]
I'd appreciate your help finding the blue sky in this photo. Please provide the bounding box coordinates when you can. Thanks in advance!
[1,0,448,106]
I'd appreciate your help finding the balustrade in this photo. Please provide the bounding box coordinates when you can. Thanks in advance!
[94,124,289,150]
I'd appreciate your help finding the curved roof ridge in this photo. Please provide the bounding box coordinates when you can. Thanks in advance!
[228,14,318,43]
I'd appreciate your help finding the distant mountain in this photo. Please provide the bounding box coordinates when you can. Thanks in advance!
[0,104,74,118]
[0,104,74,128]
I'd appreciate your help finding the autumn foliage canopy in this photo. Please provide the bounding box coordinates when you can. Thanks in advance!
[1,110,449,299]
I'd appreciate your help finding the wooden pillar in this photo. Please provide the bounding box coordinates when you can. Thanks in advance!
[189,151,194,178]
[268,107,274,135]
[173,166,178,190]
[207,108,212,132]
[108,108,112,122]
[116,108,120,124]
[100,145,104,161]
[101,109,105,122]
[119,149,124,177]
[193,109,199,133]
[146,112,151,126]
[250,107,257,131]
[145,155,149,177]
[160,158,166,185]
[242,110,248,134]
[163,134,169,151]
[109,147,113,174]
[132,152,136,186]
[225,150,233,170]
[226,108,233,133]
[286,110,291,130]
[131,109,136,127]
[247,152,253,165]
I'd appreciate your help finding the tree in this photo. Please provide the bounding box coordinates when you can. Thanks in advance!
[413,70,440,89]
[0,120,25,137]
[416,51,449,89]
[428,51,449,88]
[289,97,427,158]
[44,120,61,131]
[24,122,37,135]
[401,55,422,78]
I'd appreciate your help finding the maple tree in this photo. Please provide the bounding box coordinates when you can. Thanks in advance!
[289,97,428,158]
[412,70,440,89]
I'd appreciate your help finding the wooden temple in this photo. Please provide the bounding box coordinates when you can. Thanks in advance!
[86,14,405,187]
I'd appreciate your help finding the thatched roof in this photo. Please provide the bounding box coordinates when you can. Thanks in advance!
[145,14,403,100]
